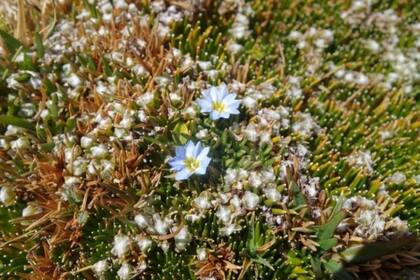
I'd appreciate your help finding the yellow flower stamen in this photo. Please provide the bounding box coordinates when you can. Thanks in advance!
[184,157,200,172]
[211,101,226,113]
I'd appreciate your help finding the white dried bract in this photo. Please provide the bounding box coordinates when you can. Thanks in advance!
[0,187,16,206]
[111,234,131,258]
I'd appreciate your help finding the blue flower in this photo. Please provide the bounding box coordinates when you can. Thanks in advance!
[168,141,211,180]
[197,83,240,120]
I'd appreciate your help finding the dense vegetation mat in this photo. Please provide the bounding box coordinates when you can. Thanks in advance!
[0,0,419,279]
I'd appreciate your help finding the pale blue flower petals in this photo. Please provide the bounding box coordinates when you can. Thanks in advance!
[169,141,211,181]
[197,83,241,120]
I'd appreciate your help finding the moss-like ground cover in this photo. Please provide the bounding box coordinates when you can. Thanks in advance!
[0,0,419,279]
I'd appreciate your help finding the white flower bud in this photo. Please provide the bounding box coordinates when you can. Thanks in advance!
[196,129,208,139]
[66,73,82,88]
[111,234,131,258]
[242,96,257,109]
[72,158,88,176]
[249,172,263,188]
[0,138,10,149]
[174,226,191,251]
[0,187,16,206]
[93,260,108,275]
[11,137,30,150]
[183,106,196,119]
[81,136,95,148]
[22,205,42,217]
[242,191,259,210]
[136,92,154,107]
[264,188,281,202]
[194,193,211,210]
[216,206,231,224]
[135,214,149,229]
[197,248,207,261]
[137,236,152,253]
[153,214,168,235]
[133,64,149,77]
[366,39,380,53]
[91,144,109,159]
[198,61,212,70]
[117,263,132,280]
[244,124,258,142]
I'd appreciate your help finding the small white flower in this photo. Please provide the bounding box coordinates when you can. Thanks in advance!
[297,40,307,49]
[133,64,149,77]
[19,103,36,118]
[168,141,211,181]
[347,151,373,174]
[230,195,242,209]
[388,217,408,234]
[355,210,385,239]
[72,158,88,176]
[260,132,271,144]
[197,83,240,120]
[355,73,369,85]
[160,240,170,252]
[115,0,128,10]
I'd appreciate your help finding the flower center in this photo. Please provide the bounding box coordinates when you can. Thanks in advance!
[211,101,226,113]
[184,157,200,172]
